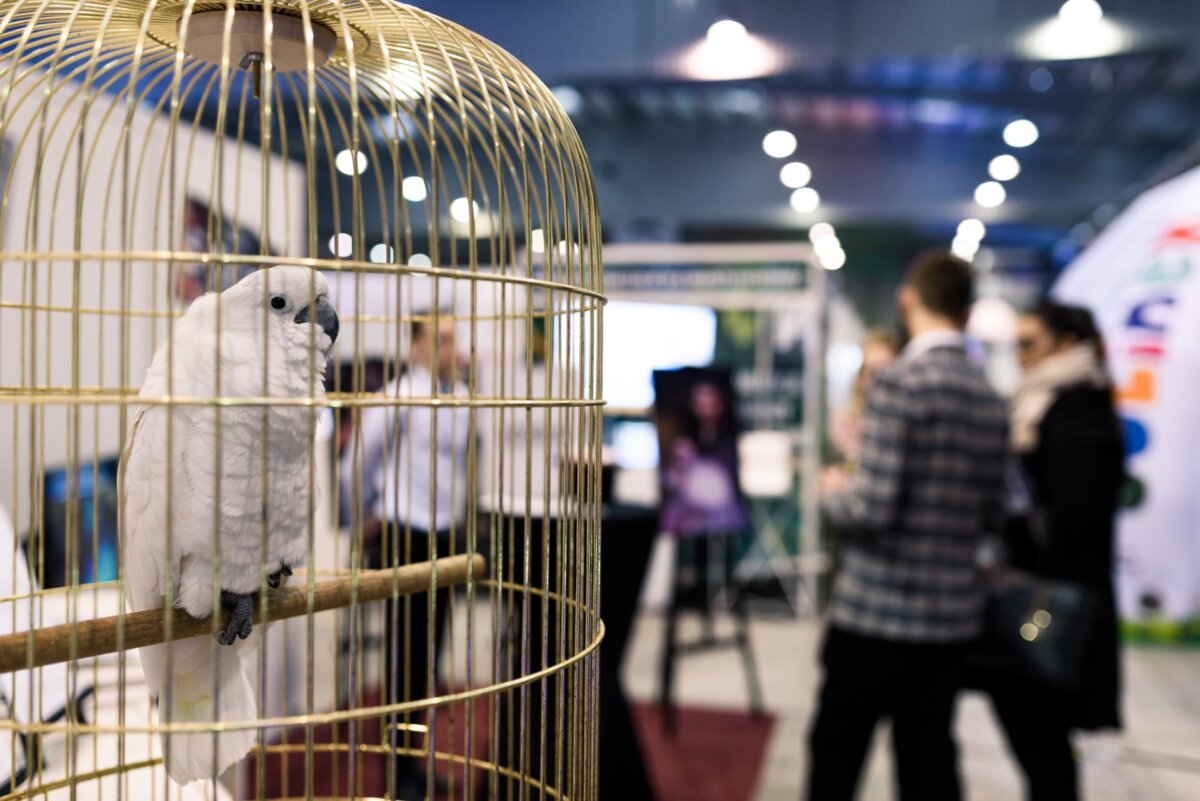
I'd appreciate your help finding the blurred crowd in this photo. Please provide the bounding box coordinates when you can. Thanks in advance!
[331,251,1123,801]
[814,251,1123,801]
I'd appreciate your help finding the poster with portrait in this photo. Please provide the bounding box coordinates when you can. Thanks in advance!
[174,196,269,302]
[653,367,750,537]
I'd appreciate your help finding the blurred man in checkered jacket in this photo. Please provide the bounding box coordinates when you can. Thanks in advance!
[806,251,1009,801]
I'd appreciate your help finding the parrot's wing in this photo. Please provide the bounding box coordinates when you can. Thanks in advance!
[120,404,167,614]
[120,322,210,701]
[120,382,179,710]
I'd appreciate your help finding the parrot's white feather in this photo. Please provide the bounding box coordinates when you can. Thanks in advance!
[120,267,334,784]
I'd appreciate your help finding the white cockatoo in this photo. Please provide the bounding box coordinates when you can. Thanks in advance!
[120,266,338,784]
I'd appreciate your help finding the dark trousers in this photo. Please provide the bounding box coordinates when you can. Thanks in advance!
[807,626,966,801]
[499,509,657,801]
[369,526,452,799]
[496,514,562,801]
[986,676,1078,801]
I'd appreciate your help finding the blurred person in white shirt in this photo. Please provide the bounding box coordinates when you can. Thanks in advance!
[342,312,469,798]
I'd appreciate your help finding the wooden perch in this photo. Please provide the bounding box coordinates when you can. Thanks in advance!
[0,553,486,674]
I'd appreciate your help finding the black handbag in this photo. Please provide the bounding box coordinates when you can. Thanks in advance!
[978,568,1096,687]
[971,462,1098,687]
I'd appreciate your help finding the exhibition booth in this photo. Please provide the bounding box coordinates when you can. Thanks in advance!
[1055,165,1200,639]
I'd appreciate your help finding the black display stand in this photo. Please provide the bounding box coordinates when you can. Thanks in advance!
[496,504,656,801]
[598,504,657,801]
[658,534,764,734]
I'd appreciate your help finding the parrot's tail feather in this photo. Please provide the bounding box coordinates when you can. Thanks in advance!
[138,636,259,784]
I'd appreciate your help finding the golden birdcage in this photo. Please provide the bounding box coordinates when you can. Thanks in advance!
[0,2,603,800]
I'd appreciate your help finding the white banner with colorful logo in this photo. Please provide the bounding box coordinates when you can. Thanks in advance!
[1055,166,1200,638]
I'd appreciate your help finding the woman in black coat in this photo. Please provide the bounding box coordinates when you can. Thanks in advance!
[992,303,1124,801]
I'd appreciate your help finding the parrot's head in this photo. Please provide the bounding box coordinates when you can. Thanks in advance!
[224,266,340,363]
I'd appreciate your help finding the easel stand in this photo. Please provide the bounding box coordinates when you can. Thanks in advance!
[658,534,764,735]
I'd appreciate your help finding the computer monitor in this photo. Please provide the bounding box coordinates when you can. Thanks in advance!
[603,301,717,409]
[609,419,660,469]
[33,457,121,588]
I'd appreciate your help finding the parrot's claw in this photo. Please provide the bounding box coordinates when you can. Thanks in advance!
[266,562,293,590]
[218,591,254,645]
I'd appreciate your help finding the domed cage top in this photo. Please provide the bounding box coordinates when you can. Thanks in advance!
[0,2,604,800]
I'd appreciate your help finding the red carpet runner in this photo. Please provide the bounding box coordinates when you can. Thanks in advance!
[241,692,774,800]
[631,703,776,801]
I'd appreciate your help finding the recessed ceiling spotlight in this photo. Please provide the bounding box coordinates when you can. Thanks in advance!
[974,181,1007,208]
[328,233,353,258]
[790,187,820,213]
[1003,119,1039,148]
[1059,0,1103,23]
[957,218,986,242]
[1024,2,1126,60]
[808,222,836,241]
[707,19,748,45]
[988,154,1021,182]
[820,248,846,270]
[402,176,427,202]
[335,149,368,175]
[551,85,584,116]
[814,236,842,255]
[780,161,812,189]
[951,236,981,261]
[762,130,797,159]
[450,197,480,222]
[369,243,393,264]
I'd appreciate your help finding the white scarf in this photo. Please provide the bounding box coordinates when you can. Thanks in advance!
[1010,344,1109,453]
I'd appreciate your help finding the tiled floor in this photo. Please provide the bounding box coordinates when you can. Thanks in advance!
[621,613,1200,801]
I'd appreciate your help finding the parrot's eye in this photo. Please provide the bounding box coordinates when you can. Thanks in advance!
[269,295,289,312]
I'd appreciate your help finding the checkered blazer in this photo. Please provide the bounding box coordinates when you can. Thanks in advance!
[824,343,1009,642]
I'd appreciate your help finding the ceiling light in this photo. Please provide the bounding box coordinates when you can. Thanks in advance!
[988,154,1021,182]
[551,85,584,116]
[808,222,835,241]
[814,236,842,256]
[402,176,427,202]
[762,130,797,159]
[707,19,748,46]
[328,233,353,258]
[450,197,479,222]
[1029,67,1054,92]
[335,149,368,175]
[555,240,584,260]
[369,243,393,264]
[951,236,980,261]
[957,218,986,242]
[680,24,782,81]
[820,248,846,270]
[1059,0,1103,23]
[1022,12,1127,60]
[789,187,820,213]
[1003,119,1039,148]
[780,161,812,189]
[974,181,1007,208]
[408,253,432,268]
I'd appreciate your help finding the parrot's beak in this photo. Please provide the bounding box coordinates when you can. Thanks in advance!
[294,296,340,355]
[316,297,339,345]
